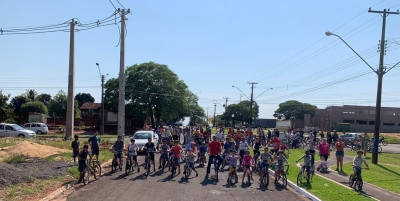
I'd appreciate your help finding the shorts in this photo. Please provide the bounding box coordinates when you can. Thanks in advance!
[260,162,269,170]
[320,154,328,161]
[91,147,99,155]
[244,165,251,170]
[146,152,155,161]
[302,166,311,173]
[160,153,169,160]
[185,162,195,170]
[270,149,278,154]
[114,151,123,159]
[128,155,137,161]
[229,165,237,173]
[72,151,79,158]
[185,144,191,151]
[171,158,180,165]
[353,166,362,176]
[78,160,87,172]
[253,150,260,158]
[275,165,284,172]
[239,150,246,158]
[335,151,344,157]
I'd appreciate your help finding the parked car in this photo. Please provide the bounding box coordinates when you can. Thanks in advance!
[0,123,36,138]
[23,122,48,134]
[131,130,159,152]
[340,133,360,142]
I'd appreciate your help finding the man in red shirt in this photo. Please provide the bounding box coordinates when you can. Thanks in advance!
[268,135,281,155]
[206,136,223,177]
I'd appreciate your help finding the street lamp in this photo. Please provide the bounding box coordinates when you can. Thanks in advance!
[231,114,235,128]
[96,63,106,135]
[325,31,400,164]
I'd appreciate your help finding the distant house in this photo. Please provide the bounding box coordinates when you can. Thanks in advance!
[80,102,101,119]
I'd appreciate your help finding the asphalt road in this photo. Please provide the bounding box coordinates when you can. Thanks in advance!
[380,143,400,153]
[53,153,308,201]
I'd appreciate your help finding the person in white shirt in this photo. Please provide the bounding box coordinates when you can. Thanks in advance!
[127,139,140,171]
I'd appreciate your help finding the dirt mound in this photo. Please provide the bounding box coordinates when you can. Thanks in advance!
[0,141,70,158]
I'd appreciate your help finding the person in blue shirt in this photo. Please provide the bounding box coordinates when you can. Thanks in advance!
[88,131,101,162]
[199,142,208,163]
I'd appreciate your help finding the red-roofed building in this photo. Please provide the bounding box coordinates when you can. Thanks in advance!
[80,102,101,119]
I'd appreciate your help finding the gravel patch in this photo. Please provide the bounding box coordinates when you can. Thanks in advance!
[0,160,73,188]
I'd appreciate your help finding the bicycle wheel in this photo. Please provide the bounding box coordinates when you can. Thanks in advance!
[297,172,302,186]
[348,174,354,187]
[247,174,251,185]
[282,175,288,187]
[355,179,363,191]
[285,163,289,173]
[378,146,382,153]
[382,140,388,146]
[83,168,90,185]
[125,162,131,176]
[94,164,101,180]
[111,158,116,173]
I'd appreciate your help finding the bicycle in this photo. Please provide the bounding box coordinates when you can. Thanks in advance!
[160,151,169,174]
[274,165,288,187]
[349,166,367,191]
[184,159,192,178]
[82,160,90,185]
[212,155,220,182]
[227,166,238,184]
[379,137,388,146]
[260,162,270,187]
[199,152,206,167]
[170,157,178,177]
[220,151,229,170]
[144,151,153,178]
[88,159,101,180]
[111,150,122,173]
[296,163,311,186]
[125,154,134,176]
[243,159,255,186]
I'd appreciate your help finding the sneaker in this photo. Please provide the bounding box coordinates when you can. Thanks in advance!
[158,166,161,169]
[138,167,140,172]
[196,173,198,177]
[153,168,156,172]
[317,168,320,171]
[183,170,186,174]
[340,169,343,172]
[77,178,82,183]
[335,168,339,171]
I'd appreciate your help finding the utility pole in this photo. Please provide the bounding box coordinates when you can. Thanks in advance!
[248,82,258,129]
[223,97,229,127]
[101,74,105,135]
[206,107,209,126]
[239,94,242,102]
[65,19,76,140]
[369,8,399,164]
[213,103,217,128]
[117,9,127,137]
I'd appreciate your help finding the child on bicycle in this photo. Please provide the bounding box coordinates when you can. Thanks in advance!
[227,150,239,178]
[308,144,316,172]
[127,139,140,172]
[259,147,273,181]
[183,150,199,177]
[158,140,171,170]
[199,142,208,164]
[274,150,289,182]
[77,144,92,183]
[351,150,369,181]
[242,150,254,184]
[296,150,312,180]
[317,155,328,172]
[171,140,183,175]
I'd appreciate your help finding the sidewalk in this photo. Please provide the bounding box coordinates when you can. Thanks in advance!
[315,155,399,201]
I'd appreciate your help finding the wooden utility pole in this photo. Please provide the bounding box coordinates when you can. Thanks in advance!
[101,74,105,135]
[213,103,217,128]
[248,82,258,128]
[369,8,399,164]
[65,19,76,140]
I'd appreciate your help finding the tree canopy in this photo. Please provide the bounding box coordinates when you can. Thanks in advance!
[20,101,48,117]
[9,95,30,118]
[75,93,95,108]
[36,93,52,106]
[104,62,203,127]
[24,89,38,101]
[221,100,259,124]
[48,90,80,118]
[273,100,317,120]
[0,91,10,117]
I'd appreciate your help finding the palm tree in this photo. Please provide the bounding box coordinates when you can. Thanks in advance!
[25,89,38,101]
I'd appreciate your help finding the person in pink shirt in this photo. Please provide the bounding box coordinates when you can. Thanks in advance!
[241,150,254,184]
[318,138,330,161]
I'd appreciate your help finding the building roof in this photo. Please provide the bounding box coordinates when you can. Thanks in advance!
[80,102,101,110]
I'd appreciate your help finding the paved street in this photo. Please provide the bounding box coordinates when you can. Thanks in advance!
[381,144,400,153]
[53,153,308,201]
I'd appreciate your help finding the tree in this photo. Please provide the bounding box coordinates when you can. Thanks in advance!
[36,93,52,106]
[104,62,200,128]
[75,93,95,108]
[20,101,48,117]
[0,91,10,117]
[25,89,38,101]
[9,95,30,118]
[48,90,80,118]
[273,100,317,120]
[221,100,259,124]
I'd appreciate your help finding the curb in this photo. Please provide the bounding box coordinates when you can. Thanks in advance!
[267,169,321,201]
[39,159,113,201]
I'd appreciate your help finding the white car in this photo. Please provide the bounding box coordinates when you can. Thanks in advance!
[23,122,49,134]
[0,123,36,138]
[132,130,159,152]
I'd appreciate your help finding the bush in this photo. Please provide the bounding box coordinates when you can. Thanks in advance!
[4,118,16,124]
[3,154,26,163]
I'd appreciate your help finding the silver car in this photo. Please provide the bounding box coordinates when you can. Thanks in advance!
[0,123,36,138]
[23,123,49,134]
[132,130,159,152]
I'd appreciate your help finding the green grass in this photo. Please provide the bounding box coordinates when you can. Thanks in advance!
[68,166,80,179]
[332,153,400,194]
[3,154,26,163]
[284,150,374,201]
[365,133,400,144]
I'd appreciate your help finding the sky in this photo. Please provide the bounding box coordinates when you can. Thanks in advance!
[1,0,400,123]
